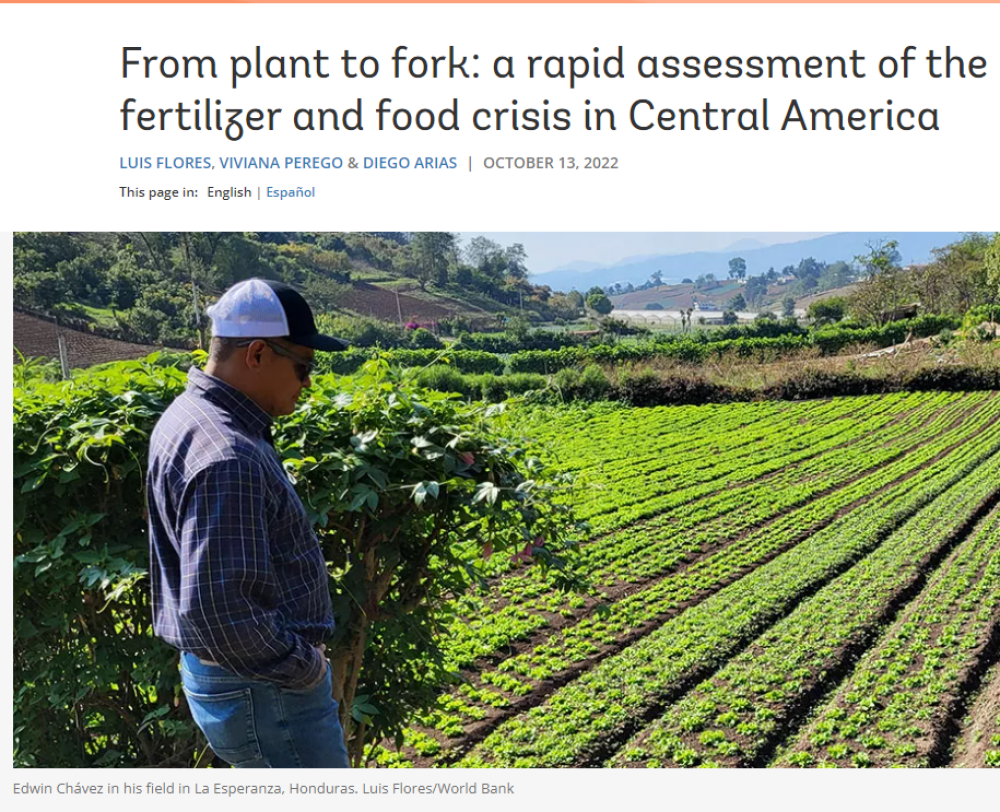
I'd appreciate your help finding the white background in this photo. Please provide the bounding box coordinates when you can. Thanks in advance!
[4,2,1000,805]
[1,4,998,231]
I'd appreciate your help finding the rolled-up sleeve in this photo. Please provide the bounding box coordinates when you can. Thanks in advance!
[175,458,326,689]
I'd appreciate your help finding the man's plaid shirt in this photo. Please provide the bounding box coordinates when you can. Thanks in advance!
[147,368,332,688]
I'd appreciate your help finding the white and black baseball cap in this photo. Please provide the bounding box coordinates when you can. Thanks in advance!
[206,278,350,351]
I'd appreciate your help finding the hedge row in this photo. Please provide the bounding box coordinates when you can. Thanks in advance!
[309,316,960,378]
[615,365,1000,407]
[507,315,960,374]
[321,348,505,376]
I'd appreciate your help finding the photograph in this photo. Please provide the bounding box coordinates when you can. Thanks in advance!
[12,230,1000,770]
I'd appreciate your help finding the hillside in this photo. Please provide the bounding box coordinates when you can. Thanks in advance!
[13,310,164,368]
[611,279,864,314]
[535,232,962,292]
[13,232,542,349]
[338,281,499,326]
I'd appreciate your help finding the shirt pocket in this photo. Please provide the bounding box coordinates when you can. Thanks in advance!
[183,687,262,766]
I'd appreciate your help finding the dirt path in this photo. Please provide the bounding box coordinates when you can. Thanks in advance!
[951,662,1000,768]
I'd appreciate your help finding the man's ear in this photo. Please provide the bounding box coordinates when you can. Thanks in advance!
[244,339,267,370]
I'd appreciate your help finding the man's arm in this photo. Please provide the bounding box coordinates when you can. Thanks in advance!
[174,457,327,689]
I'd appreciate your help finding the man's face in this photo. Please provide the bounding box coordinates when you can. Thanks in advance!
[255,338,315,416]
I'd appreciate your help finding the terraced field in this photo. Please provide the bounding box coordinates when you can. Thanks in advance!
[369,392,1000,768]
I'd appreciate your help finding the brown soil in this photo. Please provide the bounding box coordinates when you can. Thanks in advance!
[13,310,165,368]
[339,282,484,324]
[951,663,1000,768]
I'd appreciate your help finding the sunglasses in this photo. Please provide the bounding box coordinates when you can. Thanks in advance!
[238,338,315,382]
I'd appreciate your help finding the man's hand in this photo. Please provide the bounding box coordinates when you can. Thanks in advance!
[299,645,330,691]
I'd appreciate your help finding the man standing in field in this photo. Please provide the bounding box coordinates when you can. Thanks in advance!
[146,279,351,768]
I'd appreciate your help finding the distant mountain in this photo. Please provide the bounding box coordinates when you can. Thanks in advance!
[547,259,606,275]
[724,238,768,252]
[532,233,964,293]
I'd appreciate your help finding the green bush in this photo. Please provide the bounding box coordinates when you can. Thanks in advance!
[14,354,583,767]
[315,314,408,349]
[504,372,549,396]
[414,364,476,396]
[578,364,612,401]
[409,327,443,349]
[552,364,611,402]
[322,348,504,376]
[476,373,548,402]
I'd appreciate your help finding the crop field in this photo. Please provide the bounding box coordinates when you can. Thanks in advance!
[370,391,1000,768]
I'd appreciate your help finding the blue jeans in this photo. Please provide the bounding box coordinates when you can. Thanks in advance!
[180,652,350,768]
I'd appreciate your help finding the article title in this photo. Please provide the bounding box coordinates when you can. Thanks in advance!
[119,45,988,141]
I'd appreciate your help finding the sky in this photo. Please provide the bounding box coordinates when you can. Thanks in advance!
[455,233,834,275]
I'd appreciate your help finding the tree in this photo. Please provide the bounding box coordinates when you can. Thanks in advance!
[282,360,584,764]
[728,257,747,281]
[986,233,1000,308]
[504,243,529,281]
[819,260,854,290]
[586,292,613,315]
[645,302,664,310]
[681,307,694,331]
[410,232,455,290]
[586,285,605,298]
[105,245,146,310]
[915,233,993,315]
[464,236,503,270]
[850,240,909,325]
[782,297,797,318]
[728,293,747,311]
[649,270,663,287]
[743,276,769,308]
[681,278,693,284]
[565,290,585,311]
[808,297,849,324]
[794,257,826,292]
[721,310,738,325]
[503,314,532,343]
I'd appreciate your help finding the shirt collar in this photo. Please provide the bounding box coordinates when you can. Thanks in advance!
[186,367,274,441]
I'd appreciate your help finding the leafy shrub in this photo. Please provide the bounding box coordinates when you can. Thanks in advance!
[315,314,408,348]
[899,365,1000,392]
[476,373,548,403]
[409,327,443,349]
[578,365,612,401]
[414,364,477,396]
[616,369,737,407]
[479,374,509,403]
[552,366,582,396]
[962,305,999,333]
[323,349,504,376]
[14,354,583,767]
[760,370,884,400]
[504,373,549,396]
[553,364,611,402]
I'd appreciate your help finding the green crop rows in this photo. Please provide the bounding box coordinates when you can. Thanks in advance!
[610,460,1000,768]
[775,505,1000,768]
[364,392,1000,768]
